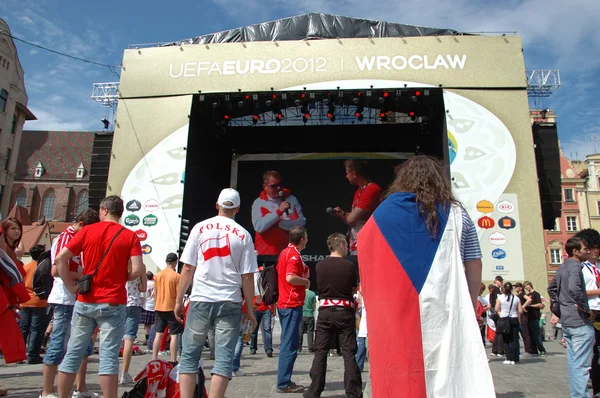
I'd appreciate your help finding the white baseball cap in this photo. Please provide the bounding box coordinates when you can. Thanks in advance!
[217,188,241,209]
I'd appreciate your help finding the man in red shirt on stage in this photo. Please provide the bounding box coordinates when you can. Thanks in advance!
[54,196,145,398]
[332,160,382,254]
[252,170,306,255]
[276,226,310,393]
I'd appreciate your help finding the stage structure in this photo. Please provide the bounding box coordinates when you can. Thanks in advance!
[107,13,553,292]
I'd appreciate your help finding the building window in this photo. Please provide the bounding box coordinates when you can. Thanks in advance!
[548,218,560,232]
[0,89,7,113]
[15,188,26,208]
[4,148,10,171]
[75,190,89,214]
[41,189,56,220]
[567,216,578,232]
[550,248,562,264]
[564,188,574,202]
[10,114,17,135]
[34,162,44,178]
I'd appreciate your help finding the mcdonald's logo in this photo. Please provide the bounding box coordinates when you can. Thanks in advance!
[477,216,495,229]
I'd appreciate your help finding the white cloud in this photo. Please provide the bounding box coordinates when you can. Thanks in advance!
[28,48,38,55]
[18,16,34,26]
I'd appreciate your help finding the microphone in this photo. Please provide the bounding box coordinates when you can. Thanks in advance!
[326,207,340,215]
[279,191,289,215]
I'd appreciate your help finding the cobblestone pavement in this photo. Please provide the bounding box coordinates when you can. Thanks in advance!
[0,326,574,397]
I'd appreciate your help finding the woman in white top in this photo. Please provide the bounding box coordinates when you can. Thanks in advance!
[494,282,523,365]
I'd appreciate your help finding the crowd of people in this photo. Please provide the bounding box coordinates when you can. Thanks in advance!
[0,155,504,398]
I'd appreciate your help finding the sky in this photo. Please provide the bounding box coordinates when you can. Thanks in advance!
[1,0,599,161]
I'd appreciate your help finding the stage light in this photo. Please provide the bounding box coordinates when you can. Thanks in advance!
[100,118,110,129]
[379,111,387,122]
[245,95,250,100]
[265,100,272,107]
[272,94,277,99]
[303,112,311,123]
[415,90,421,97]
[409,111,416,121]
[410,89,422,103]
[323,98,330,106]
[295,99,302,106]
[238,101,244,108]
[275,112,284,123]
[252,114,260,125]
[383,92,389,97]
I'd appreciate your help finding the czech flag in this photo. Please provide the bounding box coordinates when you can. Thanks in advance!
[358,192,495,398]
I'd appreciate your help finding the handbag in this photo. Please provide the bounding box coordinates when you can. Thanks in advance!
[550,276,562,318]
[489,309,499,323]
[496,296,515,335]
[79,227,126,295]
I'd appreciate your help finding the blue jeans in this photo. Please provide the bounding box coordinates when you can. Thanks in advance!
[232,332,244,372]
[19,307,52,360]
[277,306,302,389]
[124,306,143,340]
[564,324,595,398]
[250,309,273,352]
[58,302,126,375]
[44,304,93,366]
[356,337,367,371]
[180,301,241,378]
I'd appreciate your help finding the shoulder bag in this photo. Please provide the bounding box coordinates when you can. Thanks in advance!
[496,295,514,336]
[79,227,126,295]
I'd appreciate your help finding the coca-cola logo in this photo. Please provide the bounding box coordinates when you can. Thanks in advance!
[135,229,148,241]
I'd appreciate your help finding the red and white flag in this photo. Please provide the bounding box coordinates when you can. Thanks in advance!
[200,235,231,261]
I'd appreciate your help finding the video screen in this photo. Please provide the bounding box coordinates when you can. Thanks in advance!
[231,153,409,260]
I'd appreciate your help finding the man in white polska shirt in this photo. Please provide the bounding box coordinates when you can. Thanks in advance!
[175,188,258,398]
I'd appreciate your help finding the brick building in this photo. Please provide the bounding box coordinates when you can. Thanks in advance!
[543,151,588,282]
[10,131,97,222]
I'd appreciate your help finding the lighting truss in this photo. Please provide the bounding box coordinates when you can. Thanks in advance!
[526,70,561,98]
[91,82,120,108]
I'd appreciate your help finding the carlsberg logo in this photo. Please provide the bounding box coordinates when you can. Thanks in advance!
[125,215,140,226]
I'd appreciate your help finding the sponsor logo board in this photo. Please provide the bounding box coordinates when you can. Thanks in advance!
[498,216,516,230]
[476,200,494,213]
[489,232,507,246]
[497,200,515,213]
[144,199,160,212]
[492,248,507,259]
[125,214,140,227]
[135,229,148,241]
[143,214,158,227]
[477,216,495,229]
[126,200,141,212]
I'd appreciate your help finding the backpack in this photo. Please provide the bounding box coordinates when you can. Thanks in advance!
[33,250,54,300]
[260,264,278,306]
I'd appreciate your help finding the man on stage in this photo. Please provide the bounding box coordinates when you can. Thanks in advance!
[305,233,362,398]
[331,160,381,254]
[252,170,306,255]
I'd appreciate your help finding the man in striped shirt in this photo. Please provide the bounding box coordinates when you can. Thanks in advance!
[41,209,100,398]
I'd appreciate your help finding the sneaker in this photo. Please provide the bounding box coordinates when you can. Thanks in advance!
[250,349,257,355]
[72,390,99,398]
[39,394,58,398]
[119,372,134,385]
[510,361,516,365]
[276,382,304,393]
[27,356,44,364]
[503,360,510,365]
[232,370,246,377]
[540,351,547,357]
[158,350,169,356]
[266,350,273,358]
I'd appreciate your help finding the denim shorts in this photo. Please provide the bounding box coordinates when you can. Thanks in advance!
[58,302,126,375]
[180,301,241,378]
[43,304,93,366]
[124,306,143,340]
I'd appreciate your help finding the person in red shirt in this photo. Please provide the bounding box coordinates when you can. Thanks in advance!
[331,160,382,254]
[54,195,145,398]
[276,226,310,393]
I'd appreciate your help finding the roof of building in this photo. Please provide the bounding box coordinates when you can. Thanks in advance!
[7,205,32,225]
[21,223,49,254]
[48,221,72,235]
[163,13,466,46]
[15,131,99,180]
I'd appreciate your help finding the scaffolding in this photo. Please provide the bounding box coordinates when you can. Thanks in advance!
[91,82,119,108]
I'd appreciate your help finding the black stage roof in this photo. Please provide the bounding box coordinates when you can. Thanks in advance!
[165,12,467,46]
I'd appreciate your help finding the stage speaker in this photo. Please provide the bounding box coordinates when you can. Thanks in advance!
[89,132,114,211]
[532,123,562,230]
